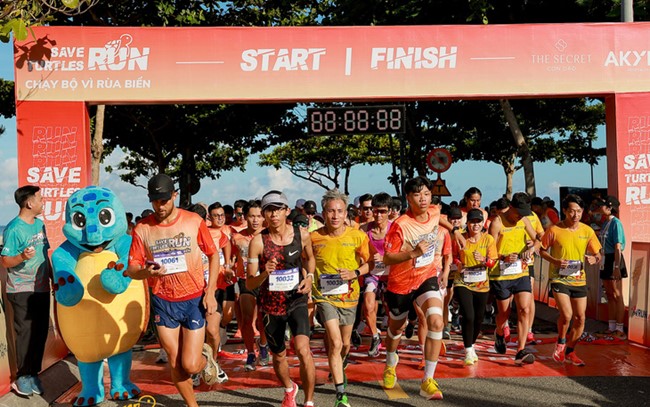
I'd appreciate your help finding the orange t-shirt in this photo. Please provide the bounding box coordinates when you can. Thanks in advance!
[209,227,232,290]
[129,209,217,301]
[385,207,442,295]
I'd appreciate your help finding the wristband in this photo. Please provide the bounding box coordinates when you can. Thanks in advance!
[452,226,460,233]
[485,258,496,268]
[305,273,314,280]
[247,258,259,264]
[354,269,361,277]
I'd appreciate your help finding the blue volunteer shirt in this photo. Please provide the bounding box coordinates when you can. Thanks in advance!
[1,217,50,293]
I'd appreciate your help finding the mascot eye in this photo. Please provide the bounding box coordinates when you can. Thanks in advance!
[98,208,116,227]
[72,212,86,230]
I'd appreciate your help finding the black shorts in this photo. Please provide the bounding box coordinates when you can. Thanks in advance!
[262,305,310,354]
[385,276,440,319]
[550,283,587,299]
[490,276,532,301]
[600,253,628,280]
[237,278,260,298]
[217,283,237,304]
[528,265,535,278]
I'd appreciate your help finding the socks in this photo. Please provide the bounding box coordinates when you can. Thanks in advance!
[557,337,567,344]
[386,351,398,367]
[465,346,474,354]
[424,360,438,380]
[335,383,345,394]
[285,382,294,392]
[616,323,624,332]
[566,346,574,356]
[608,320,616,331]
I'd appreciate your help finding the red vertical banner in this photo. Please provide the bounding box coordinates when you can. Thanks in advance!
[16,101,92,249]
[606,93,650,346]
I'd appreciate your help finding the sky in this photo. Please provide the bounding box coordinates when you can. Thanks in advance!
[0,41,608,226]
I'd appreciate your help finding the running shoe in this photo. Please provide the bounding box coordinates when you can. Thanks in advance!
[334,393,351,407]
[494,333,506,354]
[351,330,362,347]
[464,349,478,366]
[404,322,415,339]
[439,340,447,357]
[191,373,201,387]
[258,339,270,366]
[30,376,44,395]
[527,332,536,345]
[156,348,168,363]
[514,349,535,365]
[503,325,511,344]
[201,343,219,385]
[216,363,229,384]
[383,365,397,389]
[244,353,257,372]
[12,375,32,397]
[565,352,586,366]
[281,381,298,407]
[552,343,566,363]
[419,378,443,400]
[368,335,381,357]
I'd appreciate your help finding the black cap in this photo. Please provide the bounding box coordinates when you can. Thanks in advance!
[293,214,309,227]
[304,200,318,215]
[147,173,175,202]
[598,195,620,208]
[448,207,462,219]
[467,208,484,223]
[510,195,532,216]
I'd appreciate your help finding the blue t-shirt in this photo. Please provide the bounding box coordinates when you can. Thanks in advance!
[1,217,50,293]
[599,216,625,254]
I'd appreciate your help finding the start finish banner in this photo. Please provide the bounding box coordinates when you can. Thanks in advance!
[13,23,650,103]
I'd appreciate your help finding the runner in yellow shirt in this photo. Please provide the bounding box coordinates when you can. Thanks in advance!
[540,194,601,366]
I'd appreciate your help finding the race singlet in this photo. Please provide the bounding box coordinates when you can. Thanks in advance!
[154,250,188,274]
[320,274,348,295]
[499,260,522,276]
[559,260,582,277]
[268,267,300,292]
[463,267,487,284]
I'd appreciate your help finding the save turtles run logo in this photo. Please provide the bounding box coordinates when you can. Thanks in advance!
[88,34,150,71]
[125,394,157,406]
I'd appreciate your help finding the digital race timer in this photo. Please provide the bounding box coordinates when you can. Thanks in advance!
[307,105,406,135]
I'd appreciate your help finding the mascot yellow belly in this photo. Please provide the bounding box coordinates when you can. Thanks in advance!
[57,251,148,363]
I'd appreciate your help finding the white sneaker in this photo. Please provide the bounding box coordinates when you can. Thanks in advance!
[192,373,201,387]
[156,349,168,363]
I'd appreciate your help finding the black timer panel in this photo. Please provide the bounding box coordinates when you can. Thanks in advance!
[307,105,406,135]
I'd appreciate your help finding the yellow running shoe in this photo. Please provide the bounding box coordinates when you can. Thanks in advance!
[420,378,443,400]
[383,365,397,389]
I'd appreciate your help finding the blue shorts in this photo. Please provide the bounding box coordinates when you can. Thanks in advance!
[151,294,206,330]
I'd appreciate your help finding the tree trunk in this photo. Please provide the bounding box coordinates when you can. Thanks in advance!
[502,153,516,200]
[500,99,536,196]
[343,167,350,195]
[91,105,105,185]
[179,146,194,208]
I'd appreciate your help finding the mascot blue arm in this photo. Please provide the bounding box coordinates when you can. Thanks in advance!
[100,233,132,295]
[52,241,85,306]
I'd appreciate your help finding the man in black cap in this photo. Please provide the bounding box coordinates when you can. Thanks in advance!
[488,192,540,365]
[303,200,323,232]
[127,173,221,407]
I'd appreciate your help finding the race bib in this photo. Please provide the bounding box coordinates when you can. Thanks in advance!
[268,267,300,292]
[320,274,348,295]
[499,260,523,276]
[154,251,188,275]
[415,244,435,268]
[373,261,389,276]
[463,267,487,283]
[559,260,582,277]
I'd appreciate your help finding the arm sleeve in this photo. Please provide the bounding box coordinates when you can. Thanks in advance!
[197,221,217,256]
[384,223,404,254]
[128,230,146,268]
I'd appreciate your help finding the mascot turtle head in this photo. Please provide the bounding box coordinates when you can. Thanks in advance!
[63,186,127,253]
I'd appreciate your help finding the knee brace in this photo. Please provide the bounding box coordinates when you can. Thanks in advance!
[427,330,443,340]
[425,306,443,318]
[387,327,402,341]
[389,310,409,321]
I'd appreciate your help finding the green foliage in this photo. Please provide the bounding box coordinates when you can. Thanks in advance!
[0,80,15,120]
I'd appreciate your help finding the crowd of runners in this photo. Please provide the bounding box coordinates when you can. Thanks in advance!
[124,173,627,407]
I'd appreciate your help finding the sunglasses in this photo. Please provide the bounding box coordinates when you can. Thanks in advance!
[362,206,373,211]
[373,209,389,214]
[305,211,316,216]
